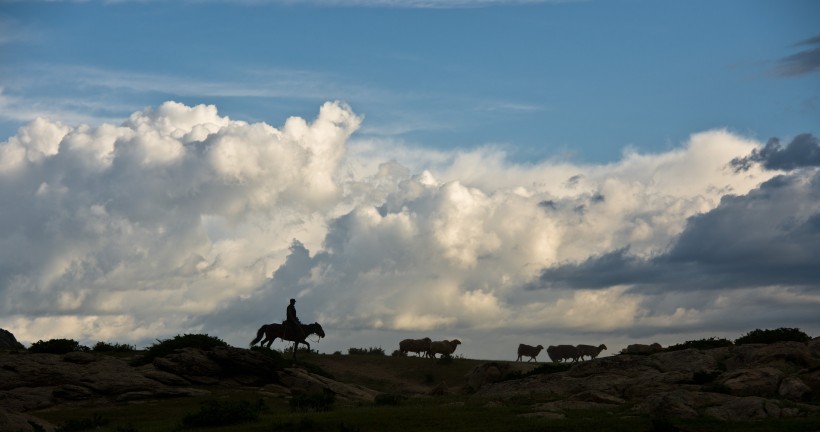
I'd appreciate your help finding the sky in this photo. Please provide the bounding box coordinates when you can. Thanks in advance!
[0,0,819,361]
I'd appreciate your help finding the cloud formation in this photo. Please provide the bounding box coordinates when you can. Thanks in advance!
[774,35,820,77]
[1,101,817,359]
[731,133,820,172]
[1,101,361,344]
[530,169,820,291]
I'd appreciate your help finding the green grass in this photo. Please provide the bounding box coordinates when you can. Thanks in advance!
[38,394,643,432]
[34,387,820,432]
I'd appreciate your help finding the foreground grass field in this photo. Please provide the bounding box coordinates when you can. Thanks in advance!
[30,351,820,432]
[32,392,820,432]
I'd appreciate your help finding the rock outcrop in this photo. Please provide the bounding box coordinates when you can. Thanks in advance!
[0,346,376,431]
[0,329,25,350]
[473,341,820,421]
[4,339,820,430]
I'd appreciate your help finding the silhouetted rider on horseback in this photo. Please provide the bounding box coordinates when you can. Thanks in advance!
[285,298,305,340]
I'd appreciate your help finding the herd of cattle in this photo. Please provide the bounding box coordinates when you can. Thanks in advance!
[398,337,609,363]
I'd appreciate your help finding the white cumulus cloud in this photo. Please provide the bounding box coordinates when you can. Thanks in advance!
[2,100,816,360]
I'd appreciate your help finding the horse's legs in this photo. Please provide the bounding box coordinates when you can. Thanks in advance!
[290,340,310,356]
[263,335,275,349]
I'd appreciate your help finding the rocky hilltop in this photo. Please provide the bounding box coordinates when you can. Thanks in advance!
[1,333,819,431]
[0,345,376,432]
[467,339,820,421]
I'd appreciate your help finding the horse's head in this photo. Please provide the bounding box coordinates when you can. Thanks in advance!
[312,322,325,338]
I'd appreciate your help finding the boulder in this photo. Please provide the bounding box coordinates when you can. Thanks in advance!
[639,391,700,419]
[650,349,718,374]
[620,374,684,401]
[0,353,85,390]
[430,381,449,396]
[717,342,817,372]
[0,351,205,412]
[53,384,94,401]
[747,342,817,370]
[206,346,281,384]
[277,368,378,402]
[639,390,734,419]
[568,354,659,378]
[0,407,55,432]
[534,399,617,413]
[798,368,820,396]
[808,337,820,358]
[74,356,176,396]
[569,390,625,405]
[704,396,782,421]
[153,348,223,384]
[622,343,663,355]
[465,362,507,392]
[719,367,784,397]
[779,376,811,401]
[139,367,192,386]
[0,386,56,412]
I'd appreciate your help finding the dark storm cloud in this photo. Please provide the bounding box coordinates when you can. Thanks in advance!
[730,133,820,172]
[773,35,820,77]
[529,169,820,292]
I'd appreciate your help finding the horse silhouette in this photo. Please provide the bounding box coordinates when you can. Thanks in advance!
[250,321,325,357]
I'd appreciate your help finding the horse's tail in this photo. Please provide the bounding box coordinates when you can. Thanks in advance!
[250,324,267,347]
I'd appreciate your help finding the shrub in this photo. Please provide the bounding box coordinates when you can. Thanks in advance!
[735,328,811,345]
[180,399,265,428]
[134,333,229,365]
[649,415,678,432]
[91,341,136,353]
[665,337,733,352]
[271,417,316,431]
[29,339,89,355]
[55,413,108,432]
[374,393,405,406]
[390,349,406,357]
[289,391,335,412]
[347,346,385,356]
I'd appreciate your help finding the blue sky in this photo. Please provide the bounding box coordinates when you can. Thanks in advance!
[1,1,819,358]
[2,0,817,163]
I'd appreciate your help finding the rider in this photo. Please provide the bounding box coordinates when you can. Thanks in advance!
[286,298,305,340]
